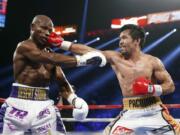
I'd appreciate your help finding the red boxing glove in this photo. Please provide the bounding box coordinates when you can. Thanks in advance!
[48,32,63,47]
[132,77,162,96]
[48,32,72,50]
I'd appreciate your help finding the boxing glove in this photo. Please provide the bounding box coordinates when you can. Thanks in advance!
[132,77,162,96]
[75,51,107,67]
[67,93,88,121]
[48,32,72,50]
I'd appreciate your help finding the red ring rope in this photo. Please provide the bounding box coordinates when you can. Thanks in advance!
[0,98,180,109]
[57,104,180,109]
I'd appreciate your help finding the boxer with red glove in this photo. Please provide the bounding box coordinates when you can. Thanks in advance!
[48,32,72,50]
[132,77,162,96]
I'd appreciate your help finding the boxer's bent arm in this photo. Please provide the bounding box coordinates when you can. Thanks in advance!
[54,66,74,99]
[18,44,77,67]
[54,66,89,121]
[153,57,175,95]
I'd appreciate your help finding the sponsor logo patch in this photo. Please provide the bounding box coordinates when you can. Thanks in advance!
[112,126,134,135]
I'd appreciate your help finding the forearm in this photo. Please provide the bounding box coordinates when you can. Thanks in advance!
[161,81,175,95]
[58,80,74,99]
[69,43,97,55]
[60,90,73,99]
[26,51,77,68]
[48,32,97,54]
[47,53,77,68]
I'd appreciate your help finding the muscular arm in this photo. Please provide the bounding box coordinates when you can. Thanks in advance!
[17,42,77,68]
[54,66,89,121]
[48,32,118,62]
[54,66,74,99]
[70,43,97,55]
[70,43,119,62]
[153,58,175,95]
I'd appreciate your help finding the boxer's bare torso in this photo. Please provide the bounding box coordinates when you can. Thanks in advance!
[104,51,158,97]
[69,29,174,96]
[13,40,55,87]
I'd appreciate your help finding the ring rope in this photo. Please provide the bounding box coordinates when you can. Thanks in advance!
[0,98,179,122]
[61,118,180,122]
[62,118,114,122]
[57,104,180,109]
[0,98,180,109]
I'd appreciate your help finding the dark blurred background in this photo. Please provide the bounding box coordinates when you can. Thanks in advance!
[0,0,180,132]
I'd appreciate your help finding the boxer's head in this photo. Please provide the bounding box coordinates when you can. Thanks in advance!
[30,15,54,46]
[119,24,146,57]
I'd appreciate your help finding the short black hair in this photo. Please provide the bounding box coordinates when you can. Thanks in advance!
[120,24,146,48]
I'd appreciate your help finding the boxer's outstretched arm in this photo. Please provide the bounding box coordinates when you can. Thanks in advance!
[69,44,120,63]
[47,32,119,62]
[153,57,175,95]
[48,32,96,55]
[70,43,97,55]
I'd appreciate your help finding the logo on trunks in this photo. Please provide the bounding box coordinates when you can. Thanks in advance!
[7,123,17,131]
[8,107,28,120]
[18,87,33,99]
[36,123,51,134]
[129,97,158,108]
[37,108,50,119]
[112,126,134,135]
[17,87,47,100]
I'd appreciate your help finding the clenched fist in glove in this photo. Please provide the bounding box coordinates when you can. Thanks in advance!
[48,32,72,50]
[67,93,88,121]
[132,77,162,96]
[75,51,107,67]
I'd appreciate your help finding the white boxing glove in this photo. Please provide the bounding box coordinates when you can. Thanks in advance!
[67,93,88,121]
[75,51,107,67]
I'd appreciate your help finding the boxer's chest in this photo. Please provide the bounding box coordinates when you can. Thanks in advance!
[35,64,54,79]
[113,58,153,79]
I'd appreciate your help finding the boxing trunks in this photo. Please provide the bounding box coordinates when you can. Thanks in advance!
[103,96,180,135]
[0,83,66,135]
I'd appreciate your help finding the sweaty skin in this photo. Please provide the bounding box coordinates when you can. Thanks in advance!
[68,29,175,97]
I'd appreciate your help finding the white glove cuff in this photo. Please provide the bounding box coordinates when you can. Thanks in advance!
[67,93,77,105]
[95,52,107,67]
[75,55,85,67]
[153,85,163,96]
[60,41,72,50]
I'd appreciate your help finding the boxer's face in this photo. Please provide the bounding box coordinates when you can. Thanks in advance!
[31,19,53,46]
[119,29,137,57]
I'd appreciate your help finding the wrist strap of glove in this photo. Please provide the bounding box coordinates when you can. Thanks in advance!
[153,85,163,96]
[75,55,85,67]
[60,41,72,50]
[67,93,77,106]
[148,85,162,96]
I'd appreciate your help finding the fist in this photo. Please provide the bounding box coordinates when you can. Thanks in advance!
[67,93,89,121]
[132,77,153,95]
[76,51,107,67]
[72,98,89,121]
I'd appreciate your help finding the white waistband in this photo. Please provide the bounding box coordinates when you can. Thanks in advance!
[12,83,49,90]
